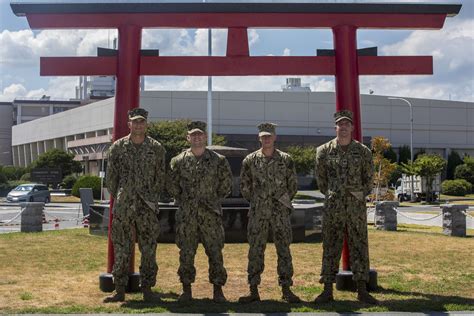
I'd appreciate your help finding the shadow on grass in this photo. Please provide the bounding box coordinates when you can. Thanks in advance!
[120,288,474,313]
[372,286,474,311]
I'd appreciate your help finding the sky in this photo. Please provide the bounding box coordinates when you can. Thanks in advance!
[0,0,473,102]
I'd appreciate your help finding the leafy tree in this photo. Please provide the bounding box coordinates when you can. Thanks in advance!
[371,136,397,201]
[383,146,397,163]
[398,145,411,164]
[414,148,426,160]
[388,165,403,187]
[31,149,82,178]
[454,156,474,185]
[147,119,226,163]
[446,151,464,180]
[286,146,316,175]
[0,166,7,184]
[414,153,446,202]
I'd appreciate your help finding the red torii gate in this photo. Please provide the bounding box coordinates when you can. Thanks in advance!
[11,1,461,292]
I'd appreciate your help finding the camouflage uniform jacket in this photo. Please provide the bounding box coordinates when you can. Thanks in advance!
[315,138,373,200]
[240,149,298,218]
[168,148,232,215]
[106,134,166,209]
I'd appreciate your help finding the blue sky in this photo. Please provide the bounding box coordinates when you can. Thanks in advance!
[1,0,473,102]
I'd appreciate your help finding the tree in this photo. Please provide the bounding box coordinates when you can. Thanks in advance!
[371,136,397,201]
[286,146,316,175]
[383,146,397,163]
[31,149,82,178]
[414,153,446,202]
[147,119,226,163]
[454,156,474,186]
[398,145,411,164]
[0,166,7,185]
[414,148,426,161]
[446,150,464,180]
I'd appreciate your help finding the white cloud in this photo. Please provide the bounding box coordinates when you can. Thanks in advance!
[0,83,27,101]
[364,19,474,101]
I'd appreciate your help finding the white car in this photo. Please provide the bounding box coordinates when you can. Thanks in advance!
[6,183,51,203]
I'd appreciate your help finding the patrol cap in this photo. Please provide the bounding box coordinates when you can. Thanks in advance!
[258,122,277,136]
[187,121,207,134]
[128,108,148,121]
[334,110,353,123]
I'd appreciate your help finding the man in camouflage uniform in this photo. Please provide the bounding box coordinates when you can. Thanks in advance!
[314,110,377,304]
[168,121,232,303]
[239,123,301,303]
[104,108,166,303]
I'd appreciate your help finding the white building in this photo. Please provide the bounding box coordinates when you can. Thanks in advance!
[10,90,474,175]
[0,97,83,166]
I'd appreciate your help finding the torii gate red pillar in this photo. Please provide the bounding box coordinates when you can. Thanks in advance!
[333,24,361,272]
[107,24,142,275]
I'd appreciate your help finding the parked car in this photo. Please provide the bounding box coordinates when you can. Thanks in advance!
[6,183,51,203]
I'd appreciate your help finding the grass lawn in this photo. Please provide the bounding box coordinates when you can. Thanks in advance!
[0,227,473,313]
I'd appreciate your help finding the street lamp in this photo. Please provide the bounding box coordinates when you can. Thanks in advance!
[389,97,415,201]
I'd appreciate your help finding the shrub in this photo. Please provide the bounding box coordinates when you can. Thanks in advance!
[72,175,101,199]
[61,174,78,189]
[454,163,474,185]
[441,179,472,196]
[20,173,31,181]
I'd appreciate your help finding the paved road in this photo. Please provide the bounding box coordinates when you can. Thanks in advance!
[1,198,473,233]
[0,202,85,233]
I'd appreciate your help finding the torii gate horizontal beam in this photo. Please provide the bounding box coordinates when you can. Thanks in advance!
[11,2,461,29]
[22,13,450,29]
[40,56,433,76]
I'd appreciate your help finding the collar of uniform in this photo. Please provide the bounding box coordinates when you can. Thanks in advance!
[124,134,150,147]
[185,148,211,160]
[256,148,281,160]
[333,138,355,150]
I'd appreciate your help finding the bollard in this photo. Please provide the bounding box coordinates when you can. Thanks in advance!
[375,201,399,231]
[20,202,45,233]
[442,204,467,237]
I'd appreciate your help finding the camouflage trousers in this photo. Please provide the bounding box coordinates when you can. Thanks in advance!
[320,194,370,283]
[111,198,161,289]
[246,207,294,287]
[175,206,227,286]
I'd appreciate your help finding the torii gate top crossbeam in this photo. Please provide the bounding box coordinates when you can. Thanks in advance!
[11,2,461,29]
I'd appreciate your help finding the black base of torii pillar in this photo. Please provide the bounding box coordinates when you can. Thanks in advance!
[336,269,378,292]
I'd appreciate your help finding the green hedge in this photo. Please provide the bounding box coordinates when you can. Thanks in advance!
[441,179,473,196]
[72,175,101,199]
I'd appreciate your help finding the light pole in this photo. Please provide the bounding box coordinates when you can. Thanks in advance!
[389,97,415,201]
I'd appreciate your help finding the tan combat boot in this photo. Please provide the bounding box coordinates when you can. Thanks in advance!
[313,283,334,304]
[103,286,126,303]
[238,284,260,303]
[357,281,378,305]
[142,286,161,302]
[282,285,301,303]
[178,283,192,302]
[213,284,227,303]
